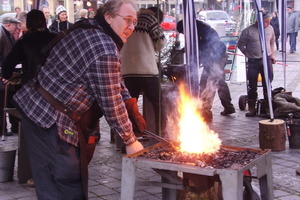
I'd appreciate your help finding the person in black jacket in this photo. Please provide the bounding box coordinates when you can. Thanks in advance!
[177,20,235,123]
[49,5,73,34]
[270,11,280,51]
[2,9,57,84]
[1,9,57,187]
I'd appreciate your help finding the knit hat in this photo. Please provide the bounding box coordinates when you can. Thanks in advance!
[263,13,271,21]
[56,5,66,15]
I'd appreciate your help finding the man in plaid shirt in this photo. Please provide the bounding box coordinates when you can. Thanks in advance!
[12,0,145,199]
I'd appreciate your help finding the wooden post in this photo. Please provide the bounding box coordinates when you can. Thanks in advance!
[259,119,286,151]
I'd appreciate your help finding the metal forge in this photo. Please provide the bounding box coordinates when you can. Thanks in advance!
[121,84,273,200]
[121,143,273,200]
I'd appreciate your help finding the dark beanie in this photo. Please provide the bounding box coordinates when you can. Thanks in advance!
[26,9,47,31]
[177,20,183,33]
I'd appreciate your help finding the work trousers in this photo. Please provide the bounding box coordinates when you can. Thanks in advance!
[124,76,160,134]
[22,116,84,200]
[287,32,297,52]
[247,57,273,101]
[199,66,234,111]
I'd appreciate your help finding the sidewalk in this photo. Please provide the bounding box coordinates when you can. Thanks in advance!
[0,44,300,200]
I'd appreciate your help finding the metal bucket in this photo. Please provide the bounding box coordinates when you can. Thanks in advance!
[0,146,17,182]
[289,120,300,149]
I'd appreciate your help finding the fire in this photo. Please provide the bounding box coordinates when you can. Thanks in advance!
[177,84,221,154]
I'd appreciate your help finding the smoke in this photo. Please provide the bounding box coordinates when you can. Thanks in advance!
[162,86,181,141]
[162,39,227,139]
[198,39,227,110]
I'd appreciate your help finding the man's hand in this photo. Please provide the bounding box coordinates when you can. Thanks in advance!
[126,140,144,155]
[1,78,9,84]
[271,57,276,64]
[125,98,146,136]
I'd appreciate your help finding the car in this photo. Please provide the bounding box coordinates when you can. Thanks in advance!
[160,15,176,31]
[0,12,17,25]
[197,10,236,37]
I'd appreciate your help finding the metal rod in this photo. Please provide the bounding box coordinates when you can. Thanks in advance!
[276,60,300,62]
[1,83,9,141]
[144,130,171,144]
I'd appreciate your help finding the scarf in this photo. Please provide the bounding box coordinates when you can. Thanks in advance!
[94,13,123,51]
[57,21,70,33]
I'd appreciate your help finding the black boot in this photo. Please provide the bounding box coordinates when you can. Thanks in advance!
[246,100,256,117]
[220,107,236,116]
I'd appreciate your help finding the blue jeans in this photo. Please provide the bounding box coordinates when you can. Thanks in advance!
[287,32,297,51]
[22,116,84,200]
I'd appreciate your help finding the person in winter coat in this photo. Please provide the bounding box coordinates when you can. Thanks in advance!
[76,9,88,22]
[0,16,21,136]
[40,5,53,28]
[238,13,276,117]
[2,9,57,85]
[177,20,236,123]
[270,11,280,51]
[1,9,57,186]
[0,17,21,63]
[49,5,73,33]
[121,7,166,136]
[286,6,299,53]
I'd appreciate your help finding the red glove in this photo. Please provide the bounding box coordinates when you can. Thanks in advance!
[125,98,146,136]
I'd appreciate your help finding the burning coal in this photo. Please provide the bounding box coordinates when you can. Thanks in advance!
[150,84,259,169]
[138,144,259,169]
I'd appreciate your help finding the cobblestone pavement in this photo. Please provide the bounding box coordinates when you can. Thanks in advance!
[0,45,300,199]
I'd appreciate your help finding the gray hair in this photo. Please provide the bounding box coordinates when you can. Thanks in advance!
[17,11,27,22]
[98,0,138,16]
[79,9,88,18]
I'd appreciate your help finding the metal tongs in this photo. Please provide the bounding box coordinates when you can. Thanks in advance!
[143,130,170,143]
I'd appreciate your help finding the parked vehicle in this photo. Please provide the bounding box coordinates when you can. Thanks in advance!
[197,10,236,37]
[161,15,176,31]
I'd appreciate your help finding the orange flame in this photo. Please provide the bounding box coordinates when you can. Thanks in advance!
[177,83,221,154]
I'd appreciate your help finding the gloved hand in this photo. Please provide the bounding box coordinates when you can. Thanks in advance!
[125,98,146,136]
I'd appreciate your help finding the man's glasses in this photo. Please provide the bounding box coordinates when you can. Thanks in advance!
[116,14,137,27]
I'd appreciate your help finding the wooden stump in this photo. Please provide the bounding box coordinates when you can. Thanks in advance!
[259,119,286,151]
[178,173,222,200]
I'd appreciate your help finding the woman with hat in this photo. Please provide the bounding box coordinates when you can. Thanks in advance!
[49,5,73,33]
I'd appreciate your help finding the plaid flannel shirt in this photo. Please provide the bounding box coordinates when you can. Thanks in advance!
[14,19,136,146]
